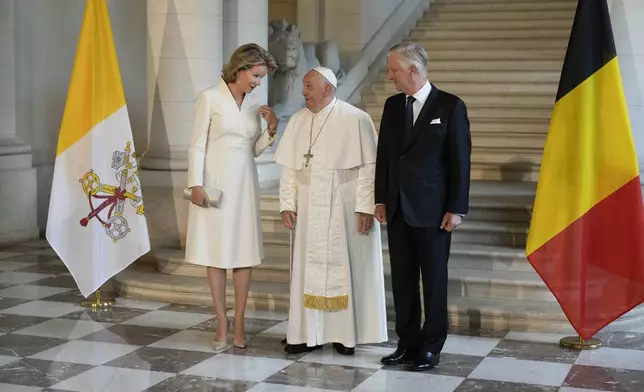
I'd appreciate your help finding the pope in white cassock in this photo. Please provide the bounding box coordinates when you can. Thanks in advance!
[273,67,388,356]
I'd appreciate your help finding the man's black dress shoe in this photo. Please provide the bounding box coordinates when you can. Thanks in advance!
[333,343,355,356]
[284,343,322,354]
[408,352,440,371]
[380,348,417,365]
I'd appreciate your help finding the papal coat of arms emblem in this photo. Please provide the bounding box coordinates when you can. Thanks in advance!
[78,142,145,242]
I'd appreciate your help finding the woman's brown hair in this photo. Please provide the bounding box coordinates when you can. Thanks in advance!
[221,43,278,84]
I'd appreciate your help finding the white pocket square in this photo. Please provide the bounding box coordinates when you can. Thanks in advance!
[430,118,441,125]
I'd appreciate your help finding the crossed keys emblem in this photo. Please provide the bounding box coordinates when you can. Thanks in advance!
[79,142,145,242]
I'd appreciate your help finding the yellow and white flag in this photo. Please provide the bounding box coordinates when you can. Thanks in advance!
[46,0,150,298]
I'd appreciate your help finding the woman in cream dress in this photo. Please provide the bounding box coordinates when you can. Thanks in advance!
[185,44,278,350]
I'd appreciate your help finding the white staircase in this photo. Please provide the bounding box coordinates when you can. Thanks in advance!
[113,0,644,333]
[363,0,577,182]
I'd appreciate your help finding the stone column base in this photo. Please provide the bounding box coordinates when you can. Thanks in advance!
[0,139,38,245]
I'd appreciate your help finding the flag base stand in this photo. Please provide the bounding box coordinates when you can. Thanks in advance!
[560,336,602,350]
[80,289,115,310]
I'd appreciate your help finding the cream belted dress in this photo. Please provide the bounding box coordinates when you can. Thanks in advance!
[185,78,274,269]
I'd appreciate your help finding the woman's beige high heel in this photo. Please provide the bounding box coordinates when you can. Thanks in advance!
[232,317,247,349]
[211,318,231,350]
[211,338,228,350]
[233,337,247,349]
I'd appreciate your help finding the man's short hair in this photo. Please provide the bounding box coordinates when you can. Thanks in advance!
[388,42,428,76]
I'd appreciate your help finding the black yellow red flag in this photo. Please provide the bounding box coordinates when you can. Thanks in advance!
[527,0,644,340]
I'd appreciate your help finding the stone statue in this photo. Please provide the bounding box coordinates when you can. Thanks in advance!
[268,19,346,122]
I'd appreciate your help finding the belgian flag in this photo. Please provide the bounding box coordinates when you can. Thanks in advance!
[526,0,644,340]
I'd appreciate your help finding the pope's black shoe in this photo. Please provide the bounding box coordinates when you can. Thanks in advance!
[284,343,322,355]
[408,352,440,371]
[333,343,355,356]
[380,348,417,365]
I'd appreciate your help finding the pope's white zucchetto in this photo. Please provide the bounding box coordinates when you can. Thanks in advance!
[312,67,338,88]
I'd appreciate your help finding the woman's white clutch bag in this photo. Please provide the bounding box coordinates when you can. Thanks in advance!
[183,187,223,207]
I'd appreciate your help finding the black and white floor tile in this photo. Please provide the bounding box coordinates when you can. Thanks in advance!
[0,240,643,391]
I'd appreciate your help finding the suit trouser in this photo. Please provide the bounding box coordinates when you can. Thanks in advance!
[387,207,452,355]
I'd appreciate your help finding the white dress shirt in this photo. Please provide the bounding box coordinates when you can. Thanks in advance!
[407,81,432,125]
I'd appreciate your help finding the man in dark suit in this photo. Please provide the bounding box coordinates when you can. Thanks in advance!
[375,42,471,371]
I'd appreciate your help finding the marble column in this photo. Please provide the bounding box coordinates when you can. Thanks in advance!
[141,0,223,248]
[224,0,269,66]
[608,0,644,173]
[223,0,280,188]
[143,0,224,172]
[0,0,38,245]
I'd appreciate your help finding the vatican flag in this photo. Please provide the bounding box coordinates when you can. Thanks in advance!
[46,0,150,298]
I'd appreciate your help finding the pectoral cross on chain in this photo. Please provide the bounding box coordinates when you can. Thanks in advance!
[304,150,314,167]
[306,100,337,169]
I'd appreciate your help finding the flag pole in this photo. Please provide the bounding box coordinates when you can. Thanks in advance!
[559,254,601,350]
[80,288,116,310]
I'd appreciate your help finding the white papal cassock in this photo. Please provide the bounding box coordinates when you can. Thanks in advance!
[273,97,388,348]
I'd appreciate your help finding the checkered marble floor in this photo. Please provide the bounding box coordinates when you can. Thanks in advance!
[1,241,644,391]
